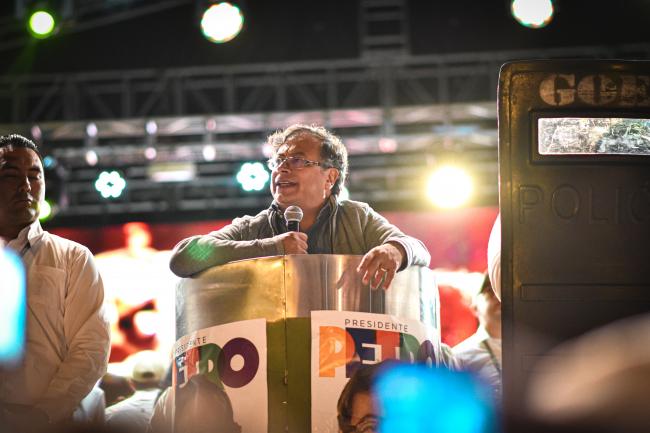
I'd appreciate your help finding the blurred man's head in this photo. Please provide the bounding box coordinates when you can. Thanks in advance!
[0,135,45,239]
[473,274,501,339]
[337,363,386,433]
[128,350,166,390]
[527,314,650,433]
[175,375,241,433]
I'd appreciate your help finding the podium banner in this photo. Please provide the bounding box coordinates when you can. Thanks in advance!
[310,310,441,433]
[173,318,268,432]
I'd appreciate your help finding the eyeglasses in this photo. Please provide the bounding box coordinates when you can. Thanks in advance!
[340,415,380,433]
[267,156,327,171]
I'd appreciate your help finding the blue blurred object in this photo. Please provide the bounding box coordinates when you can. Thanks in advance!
[43,155,57,168]
[0,247,26,364]
[376,364,500,433]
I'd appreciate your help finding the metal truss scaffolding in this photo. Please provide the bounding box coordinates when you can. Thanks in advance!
[0,43,648,225]
[3,43,648,124]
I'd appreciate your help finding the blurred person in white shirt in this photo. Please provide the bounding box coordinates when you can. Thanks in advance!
[453,273,502,400]
[105,350,166,432]
[0,134,110,432]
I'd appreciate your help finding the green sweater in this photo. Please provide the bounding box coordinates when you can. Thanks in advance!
[169,197,430,277]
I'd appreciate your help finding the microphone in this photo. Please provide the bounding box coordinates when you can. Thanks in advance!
[284,206,303,232]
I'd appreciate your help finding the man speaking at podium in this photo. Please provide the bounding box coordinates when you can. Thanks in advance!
[170,124,430,288]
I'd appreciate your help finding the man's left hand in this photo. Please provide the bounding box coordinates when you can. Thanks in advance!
[357,242,405,290]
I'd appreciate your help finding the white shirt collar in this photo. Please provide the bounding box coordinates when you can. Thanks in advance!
[475,326,501,344]
[7,220,44,254]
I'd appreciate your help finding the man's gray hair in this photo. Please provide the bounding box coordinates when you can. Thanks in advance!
[267,124,348,196]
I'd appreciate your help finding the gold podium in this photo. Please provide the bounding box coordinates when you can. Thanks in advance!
[175,254,439,432]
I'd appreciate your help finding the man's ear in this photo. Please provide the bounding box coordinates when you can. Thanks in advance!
[327,168,339,189]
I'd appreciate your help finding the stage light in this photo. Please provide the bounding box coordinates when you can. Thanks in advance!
[145,120,158,135]
[86,122,98,138]
[38,200,53,221]
[27,9,56,39]
[236,162,269,192]
[511,0,554,28]
[202,145,217,161]
[426,166,473,209]
[144,147,157,160]
[201,2,244,44]
[95,171,127,199]
[205,118,217,131]
[148,162,196,182]
[378,137,398,153]
[42,155,56,169]
[85,150,99,166]
[133,310,158,336]
[261,143,273,158]
[30,125,42,141]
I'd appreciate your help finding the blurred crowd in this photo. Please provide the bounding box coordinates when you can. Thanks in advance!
[4,277,650,433]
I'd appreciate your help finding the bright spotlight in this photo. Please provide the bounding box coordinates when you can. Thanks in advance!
[85,150,99,167]
[202,145,217,161]
[144,147,157,160]
[261,143,273,158]
[201,2,244,43]
[95,171,127,199]
[236,162,269,192]
[378,137,398,153]
[205,118,217,131]
[28,10,56,39]
[133,310,159,336]
[426,166,473,209]
[38,200,53,221]
[31,125,42,141]
[511,0,554,28]
[86,122,98,138]
[145,120,158,135]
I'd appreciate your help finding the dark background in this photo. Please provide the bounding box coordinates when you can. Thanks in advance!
[1,0,649,75]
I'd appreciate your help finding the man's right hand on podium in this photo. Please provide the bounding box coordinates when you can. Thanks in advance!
[277,231,308,254]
